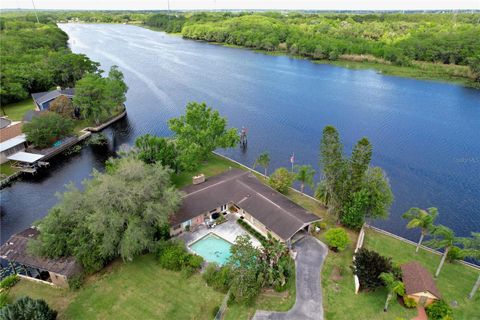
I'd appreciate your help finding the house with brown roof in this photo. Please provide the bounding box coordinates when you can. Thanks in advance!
[401,261,441,306]
[0,228,82,288]
[171,169,321,244]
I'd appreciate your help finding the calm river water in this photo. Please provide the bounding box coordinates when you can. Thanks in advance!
[1,24,479,245]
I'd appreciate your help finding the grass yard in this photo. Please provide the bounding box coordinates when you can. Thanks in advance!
[321,227,480,320]
[0,161,19,177]
[172,153,243,188]
[1,98,36,121]
[7,255,224,320]
[224,277,296,320]
[364,228,480,320]
[320,230,417,320]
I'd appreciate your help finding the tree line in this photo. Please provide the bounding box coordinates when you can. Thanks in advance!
[0,16,99,105]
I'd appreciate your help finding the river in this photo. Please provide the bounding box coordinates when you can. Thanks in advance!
[1,23,479,245]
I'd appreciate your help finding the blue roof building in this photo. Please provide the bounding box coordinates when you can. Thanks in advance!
[31,87,75,111]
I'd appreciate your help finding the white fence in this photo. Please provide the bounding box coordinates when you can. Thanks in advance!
[353,225,366,294]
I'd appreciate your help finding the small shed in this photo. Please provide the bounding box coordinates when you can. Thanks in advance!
[401,261,441,306]
[0,228,82,288]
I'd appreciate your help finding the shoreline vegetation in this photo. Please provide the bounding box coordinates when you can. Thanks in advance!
[5,153,479,319]
[184,38,477,87]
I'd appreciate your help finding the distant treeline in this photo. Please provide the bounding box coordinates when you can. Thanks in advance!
[1,11,479,97]
[145,12,480,83]
[0,15,99,105]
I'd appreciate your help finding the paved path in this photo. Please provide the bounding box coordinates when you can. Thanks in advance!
[253,236,328,320]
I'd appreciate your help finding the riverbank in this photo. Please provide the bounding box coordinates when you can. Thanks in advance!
[181,37,478,88]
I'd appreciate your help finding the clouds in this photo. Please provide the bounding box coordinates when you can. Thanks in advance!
[2,0,479,10]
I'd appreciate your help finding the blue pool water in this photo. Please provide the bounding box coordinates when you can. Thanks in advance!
[190,233,232,265]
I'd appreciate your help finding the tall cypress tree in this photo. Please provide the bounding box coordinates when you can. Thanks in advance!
[319,125,345,212]
[348,137,373,193]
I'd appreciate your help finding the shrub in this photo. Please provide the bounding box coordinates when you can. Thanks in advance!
[49,95,75,118]
[237,219,268,246]
[0,275,19,290]
[22,112,74,148]
[0,292,8,309]
[425,300,453,320]
[352,248,393,290]
[324,227,349,251]
[203,263,232,293]
[403,296,417,308]
[67,273,84,290]
[319,222,327,230]
[188,254,204,269]
[157,240,203,274]
[0,296,57,320]
[268,167,294,194]
[157,241,188,271]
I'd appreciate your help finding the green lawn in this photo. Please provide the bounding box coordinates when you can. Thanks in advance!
[320,230,417,320]
[7,255,224,320]
[224,277,296,320]
[364,228,480,320]
[1,98,36,121]
[0,161,19,178]
[320,227,480,320]
[172,153,243,188]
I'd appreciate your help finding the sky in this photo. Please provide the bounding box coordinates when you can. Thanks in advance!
[1,0,479,11]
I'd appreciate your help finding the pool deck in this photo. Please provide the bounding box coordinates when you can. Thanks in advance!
[178,214,262,249]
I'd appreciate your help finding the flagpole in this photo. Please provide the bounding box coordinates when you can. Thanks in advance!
[291,153,294,172]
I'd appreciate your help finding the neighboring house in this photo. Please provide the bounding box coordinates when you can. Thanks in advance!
[31,87,75,111]
[0,117,26,164]
[0,227,83,288]
[171,169,321,245]
[401,261,441,306]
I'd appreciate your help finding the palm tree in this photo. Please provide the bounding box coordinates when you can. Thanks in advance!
[254,152,270,177]
[294,164,315,194]
[458,232,480,299]
[379,272,405,312]
[402,207,438,253]
[425,225,457,277]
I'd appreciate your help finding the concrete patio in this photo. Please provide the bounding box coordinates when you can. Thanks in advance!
[177,213,262,249]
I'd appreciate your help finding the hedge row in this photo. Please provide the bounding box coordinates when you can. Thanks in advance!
[237,219,269,246]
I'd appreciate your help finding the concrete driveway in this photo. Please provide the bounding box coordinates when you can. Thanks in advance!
[253,236,328,320]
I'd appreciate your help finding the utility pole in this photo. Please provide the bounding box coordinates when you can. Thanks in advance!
[31,0,40,23]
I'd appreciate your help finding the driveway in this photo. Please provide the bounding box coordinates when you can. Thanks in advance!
[253,235,328,320]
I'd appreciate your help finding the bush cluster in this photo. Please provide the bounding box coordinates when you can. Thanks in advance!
[0,275,19,290]
[0,292,8,309]
[325,227,349,251]
[0,296,57,320]
[268,167,294,194]
[402,296,417,308]
[237,219,268,246]
[425,300,454,320]
[352,248,393,290]
[156,240,204,277]
[202,263,232,293]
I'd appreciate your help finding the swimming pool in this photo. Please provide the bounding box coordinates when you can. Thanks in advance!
[189,233,232,265]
